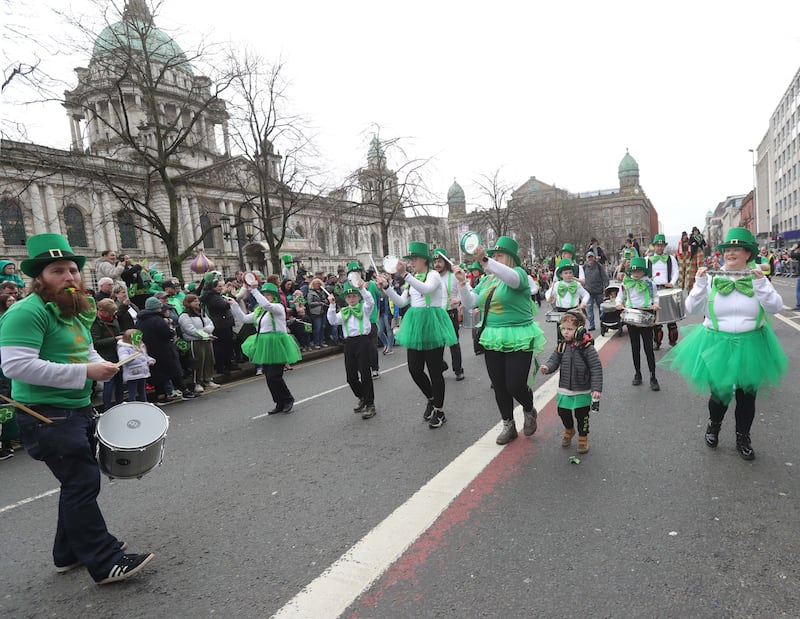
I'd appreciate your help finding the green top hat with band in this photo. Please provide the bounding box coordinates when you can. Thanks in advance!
[468,260,484,274]
[627,256,651,276]
[652,234,667,245]
[21,233,86,277]
[346,261,363,273]
[433,247,450,260]
[260,282,280,296]
[403,241,432,263]
[281,253,294,266]
[555,258,577,277]
[560,242,576,256]
[486,236,521,266]
[717,227,758,256]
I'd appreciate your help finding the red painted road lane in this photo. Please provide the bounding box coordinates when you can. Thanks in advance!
[350,335,626,615]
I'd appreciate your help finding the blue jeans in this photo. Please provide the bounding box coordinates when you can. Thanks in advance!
[311,314,325,346]
[102,373,124,410]
[16,406,124,581]
[586,291,605,329]
[795,275,800,307]
[377,312,395,350]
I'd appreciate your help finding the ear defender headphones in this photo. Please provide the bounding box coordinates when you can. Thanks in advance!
[560,310,587,341]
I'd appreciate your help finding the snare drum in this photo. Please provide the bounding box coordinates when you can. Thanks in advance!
[545,309,567,323]
[96,402,169,480]
[599,301,618,315]
[621,308,656,327]
[655,288,685,325]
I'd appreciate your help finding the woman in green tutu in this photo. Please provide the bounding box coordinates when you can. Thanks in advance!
[661,227,788,460]
[378,241,456,429]
[229,282,301,415]
[454,236,546,445]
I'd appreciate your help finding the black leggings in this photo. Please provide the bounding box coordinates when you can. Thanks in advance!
[407,347,445,408]
[709,389,756,433]
[558,405,590,436]
[484,349,534,420]
[627,324,656,374]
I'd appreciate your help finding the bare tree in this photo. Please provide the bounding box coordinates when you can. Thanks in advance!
[473,168,515,239]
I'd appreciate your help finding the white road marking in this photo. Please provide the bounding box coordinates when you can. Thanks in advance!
[271,335,612,619]
[775,312,800,331]
[0,488,59,515]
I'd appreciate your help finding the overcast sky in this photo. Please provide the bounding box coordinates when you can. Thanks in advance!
[5,0,800,237]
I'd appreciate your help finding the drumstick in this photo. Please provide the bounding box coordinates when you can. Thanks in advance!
[436,253,454,266]
[115,351,142,368]
[0,393,52,424]
[369,255,379,271]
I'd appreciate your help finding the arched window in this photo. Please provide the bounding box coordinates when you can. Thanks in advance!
[337,229,345,255]
[295,224,305,239]
[63,205,88,247]
[0,197,26,245]
[199,214,214,249]
[316,228,326,252]
[117,211,138,248]
[371,233,378,254]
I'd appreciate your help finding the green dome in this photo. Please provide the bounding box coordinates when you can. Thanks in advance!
[618,150,639,178]
[447,179,465,203]
[92,19,192,75]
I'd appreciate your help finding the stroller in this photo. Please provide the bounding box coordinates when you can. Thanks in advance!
[599,284,624,336]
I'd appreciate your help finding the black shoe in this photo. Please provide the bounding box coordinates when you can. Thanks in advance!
[281,399,295,414]
[428,409,446,429]
[455,371,465,381]
[705,421,722,448]
[361,404,376,420]
[423,399,435,422]
[353,398,367,413]
[0,447,14,461]
[442,361,449,372]
[735,432,755,460]
[650,374,660,391]
[632,373,643,386]
[267,404,283,415]
[97,553,155,585]
[182,391,197,399]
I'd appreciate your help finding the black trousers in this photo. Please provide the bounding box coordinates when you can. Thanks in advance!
[265,364,293,406]
[344,334,374,405]
[446,308,463,373]
[627,324,656,374]
[407,347,445,409]
[369,322,380,371]
[709,389,756,433]
[558,405,590,436]
[484,349,534,420]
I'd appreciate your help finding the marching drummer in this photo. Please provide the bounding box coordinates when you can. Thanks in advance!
[647,234,680,349]
[546,259,589,342]
[0,233,155,584]
[615,257,660,391]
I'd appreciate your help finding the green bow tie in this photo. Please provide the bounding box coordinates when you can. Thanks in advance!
[713,276,754,297]
[341,304,364,320]
[623,276,650,293]
[558,281,578,296]
[650,255,668,263]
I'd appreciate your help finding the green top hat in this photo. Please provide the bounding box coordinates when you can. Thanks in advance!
[432,247,449,260]
[281,253,294,266]
[486,236,521,266]
[403,241,432,263]
[560,242,576,256]
[343,281,361,295]
[346,261,363,274]
[652,234,667,245]
[260,282,280,296]
[468,260,484,274]
[627,256,651,276]
[717,227,758,256]
[21,233,86,277]
[555,258,577,277]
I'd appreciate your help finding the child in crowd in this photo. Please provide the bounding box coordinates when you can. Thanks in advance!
[546,259,589,343]
[327,280,376,419]
[117,329,156,402]
[615,257,660,390]
[540,311,603,454]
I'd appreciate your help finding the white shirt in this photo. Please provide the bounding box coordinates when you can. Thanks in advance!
[385,270,445,309]
[438,271,461,309]
[686,272,782,333]
[647,253,679,287]
[327,288,375,338]
[230,289,287,333]
[546,279,590,308]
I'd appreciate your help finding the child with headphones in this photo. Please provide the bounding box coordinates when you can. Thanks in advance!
[540,311,603,454]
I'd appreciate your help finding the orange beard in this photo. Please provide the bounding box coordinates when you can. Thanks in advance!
[32,279,92,318]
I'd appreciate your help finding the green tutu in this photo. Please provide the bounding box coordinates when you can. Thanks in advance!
[660,323,788,405]
[241,332,302,365]
[479,321,546,355]
[395,306,458,350]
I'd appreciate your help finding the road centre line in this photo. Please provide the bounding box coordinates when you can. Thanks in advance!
[0,488,59,515]
[271,335,612,619]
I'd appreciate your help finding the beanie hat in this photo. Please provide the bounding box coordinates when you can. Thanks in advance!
[144,297,163,310]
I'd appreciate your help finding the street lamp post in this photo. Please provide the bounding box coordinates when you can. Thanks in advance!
[749,149,758,238]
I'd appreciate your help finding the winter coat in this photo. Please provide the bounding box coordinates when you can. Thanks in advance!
[0,260,25,288]
[543,333,603,395]
[90,316,122,363]
[201,290,235,330]
[94,258,125,284]
[135,308,181,383]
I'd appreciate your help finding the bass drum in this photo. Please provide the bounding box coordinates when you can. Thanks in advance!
[96,402,169,480]
[655,288,685,325]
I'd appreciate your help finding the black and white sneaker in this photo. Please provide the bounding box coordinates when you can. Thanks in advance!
[361,404,377,420]
[0,447,14,461]
[353,399,367,413]
[97,552,155,585]
[423,399,435,422]
[428,409,446,429]
[57,540,128,573]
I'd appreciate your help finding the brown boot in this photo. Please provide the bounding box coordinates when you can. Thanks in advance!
[561,428,576,448]
[496,419,518,445]
[577,436,589,454]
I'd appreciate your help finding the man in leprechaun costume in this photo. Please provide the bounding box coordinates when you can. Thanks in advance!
[646,234,680,349]
[661,228,788,460]
[0,233,155,584]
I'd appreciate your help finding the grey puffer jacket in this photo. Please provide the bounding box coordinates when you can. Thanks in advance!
[543,335,603,395]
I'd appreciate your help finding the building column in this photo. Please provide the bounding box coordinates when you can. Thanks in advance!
[99,192,116,250]
[179,195,192,252]
[43,185,62,235]
[27,184,47,235]
[222,120,230,156]
[89,192,106,249]
[189,197,202,247]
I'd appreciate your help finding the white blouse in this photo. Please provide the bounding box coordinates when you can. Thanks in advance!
[385,271,445,309]
[686,273,782,333]
[230,289,288,333]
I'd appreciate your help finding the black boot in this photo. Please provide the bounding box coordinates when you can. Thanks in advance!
[704,420,722,448]
[650,373,660,391]
[735,432,755,460]
[632,372,643,386]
